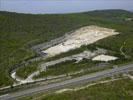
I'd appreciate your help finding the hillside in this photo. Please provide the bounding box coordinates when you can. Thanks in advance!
[0,10,133,87]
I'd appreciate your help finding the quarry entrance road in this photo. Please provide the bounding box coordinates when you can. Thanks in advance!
[1,63,133,100]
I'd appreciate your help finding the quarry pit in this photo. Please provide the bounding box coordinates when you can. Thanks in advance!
[42,25,119,56]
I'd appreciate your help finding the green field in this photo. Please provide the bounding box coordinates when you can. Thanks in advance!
[0,10,133,87]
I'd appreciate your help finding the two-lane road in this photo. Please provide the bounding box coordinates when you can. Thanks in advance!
[1,63,133,100]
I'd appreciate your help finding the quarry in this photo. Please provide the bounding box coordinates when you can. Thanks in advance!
[10,25,120,85]
[42,25,119,56]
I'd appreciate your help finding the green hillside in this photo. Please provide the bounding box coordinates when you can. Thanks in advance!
[0,10,133,87]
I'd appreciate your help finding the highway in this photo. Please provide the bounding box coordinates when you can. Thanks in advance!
[1,63,133,100]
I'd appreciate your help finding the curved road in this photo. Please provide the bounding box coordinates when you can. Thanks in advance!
[1,63,133,100]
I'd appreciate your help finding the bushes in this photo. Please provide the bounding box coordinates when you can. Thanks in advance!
[16,62,38,79]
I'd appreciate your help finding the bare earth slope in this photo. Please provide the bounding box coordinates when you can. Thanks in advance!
[43,26,119,56]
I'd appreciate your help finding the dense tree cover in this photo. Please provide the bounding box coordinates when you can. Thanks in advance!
[0,10,133,87]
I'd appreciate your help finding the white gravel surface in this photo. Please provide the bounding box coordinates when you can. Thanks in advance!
[92,54,118,62]
[43,25,119,56]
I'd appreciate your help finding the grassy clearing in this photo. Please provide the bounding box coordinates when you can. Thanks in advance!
[0,10,133,87]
